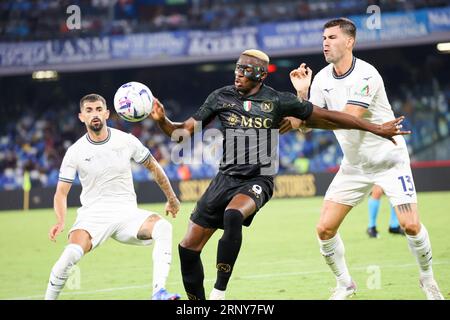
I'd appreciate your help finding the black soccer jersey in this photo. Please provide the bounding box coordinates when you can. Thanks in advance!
[192,84,313,177]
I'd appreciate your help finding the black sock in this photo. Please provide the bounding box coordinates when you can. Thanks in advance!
[215,209,244,291]
[178,244,205,300]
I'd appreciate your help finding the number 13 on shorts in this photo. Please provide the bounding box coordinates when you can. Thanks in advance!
[398,175,415,193]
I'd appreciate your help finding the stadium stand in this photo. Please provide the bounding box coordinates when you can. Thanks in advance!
[0,0,449,191]
[0,43,449,190]
[1,0,449,41]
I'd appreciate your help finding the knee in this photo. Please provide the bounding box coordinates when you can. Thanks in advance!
[371,186,383,199]
[180,236,202,252]
[223,209,244,242]
[156,217,172,232]
[316,223,336,240]
[402,221,421,235]
[139,215,171,240]
[223,209,243,229]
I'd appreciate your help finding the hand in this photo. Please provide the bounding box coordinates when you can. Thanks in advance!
[165,197,180,218]
[49,222,64,242]
[279,116,309,134]
[150,98,166,122]
[377,116,411,144]
[290,63,312,97]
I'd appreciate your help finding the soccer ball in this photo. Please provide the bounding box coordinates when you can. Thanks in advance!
[113,82,154,122]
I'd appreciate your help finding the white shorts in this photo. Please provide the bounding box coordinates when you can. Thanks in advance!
[69,206,158,250]
[324,162,418,207]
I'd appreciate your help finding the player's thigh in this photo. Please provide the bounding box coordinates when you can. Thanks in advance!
[324,166,372,208]
[226,193,256,220]
[112,209,158,246]
[319,166,372,237]
[232,176,274,225]
[69,214,117,252]
[180,220,217,251]
[190,172,234,230]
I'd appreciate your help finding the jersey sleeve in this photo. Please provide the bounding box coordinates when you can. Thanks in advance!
[59,147,77,183]
[192,90,218,125]
[309,77,326,108]
[128,134,152,164]
[347,73,382,109]
[278,91,314,120]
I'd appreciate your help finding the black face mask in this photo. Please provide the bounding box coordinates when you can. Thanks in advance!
[235,63,266,82]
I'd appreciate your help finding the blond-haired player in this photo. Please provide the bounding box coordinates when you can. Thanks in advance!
[151,49,408,300]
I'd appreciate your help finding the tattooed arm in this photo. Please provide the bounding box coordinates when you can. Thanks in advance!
[143,154,180,218]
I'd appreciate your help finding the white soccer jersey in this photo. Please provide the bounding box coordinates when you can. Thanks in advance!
[59,127,151,209]
[309,56,410,172]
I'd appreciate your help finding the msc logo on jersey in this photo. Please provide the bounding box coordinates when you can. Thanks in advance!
[260,101,274,113]
[241,116,273,128]
[228,114,273,128]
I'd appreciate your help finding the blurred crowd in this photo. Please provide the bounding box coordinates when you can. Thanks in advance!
[1,78,449,190]
[1,0,449,41]
[1,0,449,190]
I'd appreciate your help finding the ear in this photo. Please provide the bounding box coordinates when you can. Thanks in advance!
[78,112,84,123]
[347,36,355,48]
[260,71,268,82]
[105,109,110,120]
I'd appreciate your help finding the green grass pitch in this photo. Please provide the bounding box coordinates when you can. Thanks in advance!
[1,191,449,300]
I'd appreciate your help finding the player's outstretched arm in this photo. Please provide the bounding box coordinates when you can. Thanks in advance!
[149,98,196,142]
[49,181,72,242]
[143,154,180,218]
[305,105,411,144]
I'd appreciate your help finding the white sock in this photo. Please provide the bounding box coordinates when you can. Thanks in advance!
[45,243,84,300]
[210,288,225,300]
[151,218,173,295]
[318,233,352,288]
[406,223,434,280]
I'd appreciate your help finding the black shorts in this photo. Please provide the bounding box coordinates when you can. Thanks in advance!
[190,172,274,229]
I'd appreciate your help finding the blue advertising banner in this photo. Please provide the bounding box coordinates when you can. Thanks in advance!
[187,27,259,56]
[111,31,188,59]
[0,6,449,73]
[427,7,450,32]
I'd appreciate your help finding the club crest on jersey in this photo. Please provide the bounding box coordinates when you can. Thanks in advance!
[353,84,370,98]
[361,84,369,95]
[243,101,252,112]
[260,101,274,113]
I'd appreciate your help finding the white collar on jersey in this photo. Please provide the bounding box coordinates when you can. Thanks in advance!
[86,127,111,145]
[332,56,357,79]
